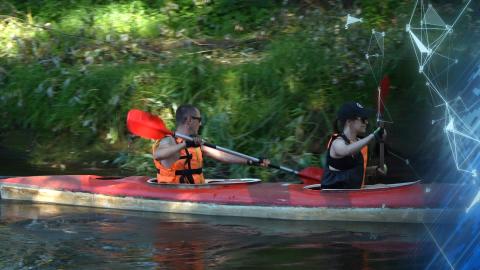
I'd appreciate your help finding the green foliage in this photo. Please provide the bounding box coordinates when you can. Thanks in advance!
[0,0,453,179]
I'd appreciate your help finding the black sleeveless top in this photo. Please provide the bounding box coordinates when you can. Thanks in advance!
[326,134,363,170]
[320,134,365,189]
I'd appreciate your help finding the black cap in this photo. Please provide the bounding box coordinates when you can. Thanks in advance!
[337,101,374,121]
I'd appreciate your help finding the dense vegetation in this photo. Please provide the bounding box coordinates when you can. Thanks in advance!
[0,0,478,179]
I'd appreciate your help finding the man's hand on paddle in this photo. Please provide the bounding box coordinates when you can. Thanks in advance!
[185,135,203,148]
[247,157,270,168]
[258,158,270,168]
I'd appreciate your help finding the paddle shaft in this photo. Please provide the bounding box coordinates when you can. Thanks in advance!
[174,132,301,175]
[379,142,385,168]
[377,76,389,171]
[378,121,385,170]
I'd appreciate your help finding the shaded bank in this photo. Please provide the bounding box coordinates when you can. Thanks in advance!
[1,1,478,180]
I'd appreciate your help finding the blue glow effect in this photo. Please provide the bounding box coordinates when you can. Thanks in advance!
[425,191,480,269]
[420,57,480,270]
[405,1,480,269]
[407,0,478,178]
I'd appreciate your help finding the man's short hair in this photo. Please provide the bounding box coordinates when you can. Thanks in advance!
[175,104,198,125]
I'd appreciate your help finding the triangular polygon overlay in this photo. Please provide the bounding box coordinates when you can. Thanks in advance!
[345,14,363,29]
[423,5,446,27]
[445,109,480,174]
[374,31,384,54]
[366,30,385,84]
[409,30,430,54]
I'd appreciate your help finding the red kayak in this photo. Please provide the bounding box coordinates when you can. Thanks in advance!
[0,175,463,223]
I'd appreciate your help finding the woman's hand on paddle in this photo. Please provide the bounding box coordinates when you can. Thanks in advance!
[373,127,387,142]
[376,164,388,176]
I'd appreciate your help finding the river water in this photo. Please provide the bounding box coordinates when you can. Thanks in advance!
[0,142,439,269]
[0,201,434,270]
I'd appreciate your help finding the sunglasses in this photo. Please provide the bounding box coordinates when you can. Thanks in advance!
[356,117,368,124]
[191,116,202,122]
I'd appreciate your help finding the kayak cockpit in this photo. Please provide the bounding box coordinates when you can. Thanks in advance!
[303,180,422,191]
[146,178,261,188]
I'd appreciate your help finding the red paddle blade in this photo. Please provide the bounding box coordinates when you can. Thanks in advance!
[126,109,173,139]
[379,75,390,114]
[298,167,324,185]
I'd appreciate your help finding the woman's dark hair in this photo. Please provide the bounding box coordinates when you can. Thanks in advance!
[332,118,347,134]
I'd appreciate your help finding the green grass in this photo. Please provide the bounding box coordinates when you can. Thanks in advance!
[1,0,459,179]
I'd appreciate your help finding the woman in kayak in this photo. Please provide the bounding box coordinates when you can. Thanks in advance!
[321,101,387,189]
[152,104,269,184]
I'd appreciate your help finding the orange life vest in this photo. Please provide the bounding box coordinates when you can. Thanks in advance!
[152,136,205,184]
[326,133,368,187]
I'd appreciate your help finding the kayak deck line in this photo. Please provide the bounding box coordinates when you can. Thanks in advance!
[0,175,465,223]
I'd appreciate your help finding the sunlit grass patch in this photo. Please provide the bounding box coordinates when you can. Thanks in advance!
[57,1,166,39]
[0,16,37,58]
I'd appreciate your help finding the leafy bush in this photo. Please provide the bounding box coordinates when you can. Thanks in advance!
[3,0,474,179]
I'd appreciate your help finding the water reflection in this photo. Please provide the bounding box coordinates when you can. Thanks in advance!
[0,201,434,269]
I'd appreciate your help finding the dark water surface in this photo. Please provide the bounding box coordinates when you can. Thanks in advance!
[0,201,435,270]
[0,138,439,269]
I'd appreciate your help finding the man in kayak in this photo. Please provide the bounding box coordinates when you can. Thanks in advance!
[321,101,387,189]
[152,104,269,184]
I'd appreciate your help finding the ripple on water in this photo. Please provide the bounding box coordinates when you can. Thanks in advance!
[0,201,435,269]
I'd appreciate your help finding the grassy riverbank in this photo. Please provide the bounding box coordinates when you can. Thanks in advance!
[0,0,476,179]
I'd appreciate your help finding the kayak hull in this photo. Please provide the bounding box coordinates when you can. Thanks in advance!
[0,175,462,223]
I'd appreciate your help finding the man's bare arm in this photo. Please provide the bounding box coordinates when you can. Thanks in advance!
[153,137,186,160]
[202,145,248,164]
